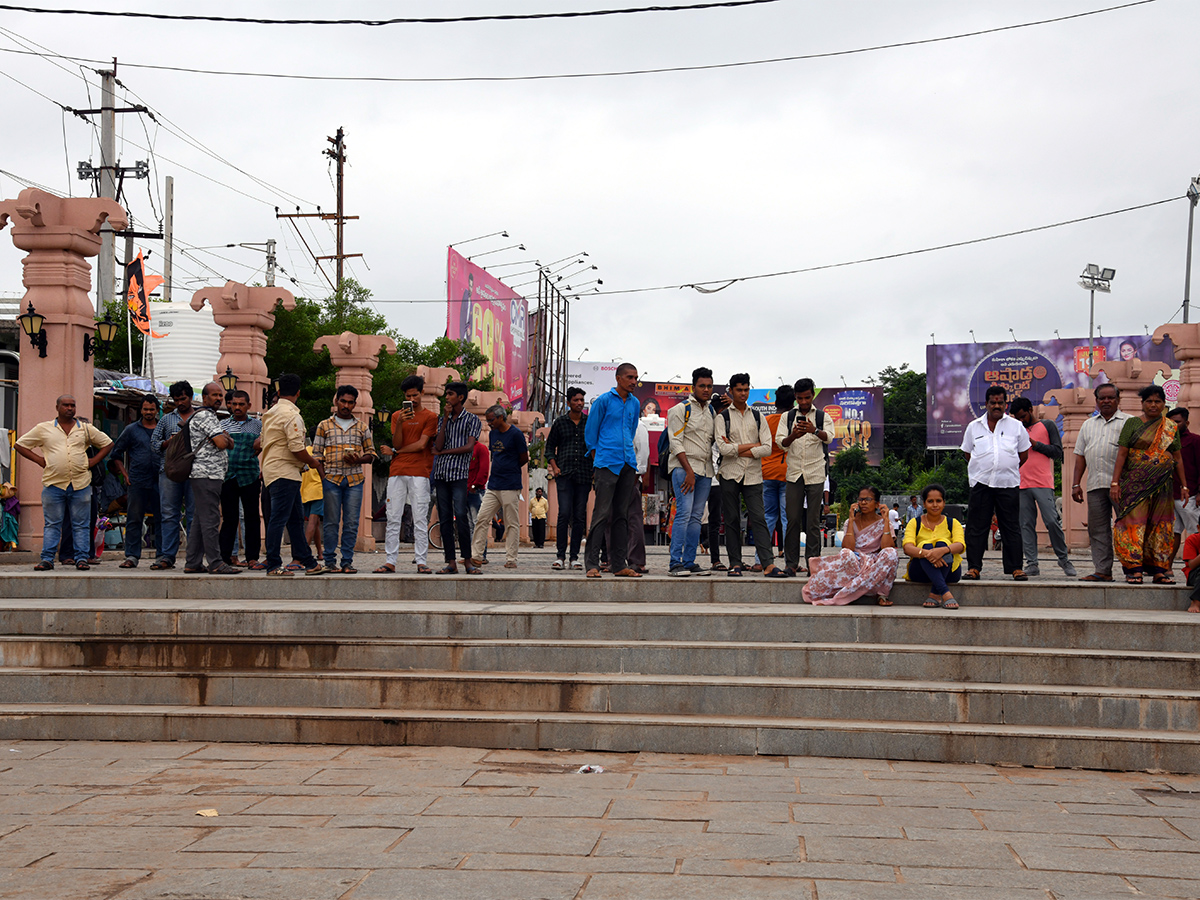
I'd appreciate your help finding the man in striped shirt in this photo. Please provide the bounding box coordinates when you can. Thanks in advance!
[432,381,481,574]
[220,390,262,567]
[312,385,376,574]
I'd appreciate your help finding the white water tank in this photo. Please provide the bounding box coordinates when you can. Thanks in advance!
[147,301,221,389]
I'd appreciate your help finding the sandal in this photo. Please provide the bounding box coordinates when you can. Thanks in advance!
[33,562,53,571]
[248,561,268,570]
[1012,571,1028,581]
[765,567,789,579]
[586,568,602,578]
[341,566,358,574]
[963,569,980,580]
[285,562,304,571]
[1153,575,1176,585]
[940,594,959,610]
[436,564,458,575]
[75,561,90,571]
[416,564,433,574]
[552,559,564,569]
[923,596,940,608]
[613,568,642,577]
[373,564,396,574]
[266,567,293,577]
[1080,573,1113,582]
[877,596,893,607]
[149,559,174,570]
[119,559,137,569]
[727,566,743,577]
[711,562,728,571]
[1126,574,1144,584]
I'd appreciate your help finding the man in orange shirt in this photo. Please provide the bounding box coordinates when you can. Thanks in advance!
[761,384,793,558]
[377,374,438,574]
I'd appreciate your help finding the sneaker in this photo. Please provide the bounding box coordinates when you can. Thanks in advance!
[687,564,711,577]
[668,565,692,577]
[1060,561,1078,577]
[1024,566,1041,578]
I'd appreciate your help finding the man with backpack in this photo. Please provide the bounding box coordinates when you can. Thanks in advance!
[716,373,780,576]
[665,367,721,577]
[150,381,197,571]
[183,382,239,575]
[776,377,832,577]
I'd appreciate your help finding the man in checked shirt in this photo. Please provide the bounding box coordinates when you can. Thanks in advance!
[311,385,376,574]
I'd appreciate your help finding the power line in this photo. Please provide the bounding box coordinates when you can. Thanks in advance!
[0,1,1157,84]
[0,0,777,26]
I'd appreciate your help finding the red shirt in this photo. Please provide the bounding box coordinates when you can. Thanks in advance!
[468,440,490,491]
[1182,532,1200,565]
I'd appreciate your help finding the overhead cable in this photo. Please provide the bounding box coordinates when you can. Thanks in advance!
[0,0,1157,83]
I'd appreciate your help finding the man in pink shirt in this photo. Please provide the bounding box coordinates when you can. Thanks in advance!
[1011,397,1076,577]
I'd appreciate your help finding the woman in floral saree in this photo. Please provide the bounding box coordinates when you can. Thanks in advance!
[1110,384,1189,584]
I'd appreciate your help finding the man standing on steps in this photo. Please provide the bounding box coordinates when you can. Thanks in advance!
[1010,397,1076,578]
[961,385,1030,581]
[184,382,239,575]
[312,385,376,574]
[715,373,779,577]
[1071,383,1129,582]
[150,381,196,571]
[1167,407,1200,574]
[431,381,482,575]
[470,405,529,570]
[545,387,591,570]
[15,394,112,571]
[777,377,831,577]
[378,374,437,575]
[219,390,262,569]
[109,393,162,568]
[666,368,720,577]
[584,363,642,578]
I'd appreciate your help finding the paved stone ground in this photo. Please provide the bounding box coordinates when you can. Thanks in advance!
[0,740,1199,899]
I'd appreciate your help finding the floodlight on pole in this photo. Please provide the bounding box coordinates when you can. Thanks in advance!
[1078,263,1116,371]
[467,243,525,261]
[969,329,976,343]
[449,230,508,248]
[576,347,589,360]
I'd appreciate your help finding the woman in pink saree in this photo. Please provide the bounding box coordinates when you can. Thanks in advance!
[803,486,898,606]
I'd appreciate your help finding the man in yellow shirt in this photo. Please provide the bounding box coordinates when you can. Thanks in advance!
[529,487,549,548]
[259,374,323,577]
[15,394,113,571]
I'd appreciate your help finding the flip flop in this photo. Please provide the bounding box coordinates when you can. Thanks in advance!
[416,565,433,574]
[119,559,137,569]
[248,562,268,570]
[711,562,728,571]
[586,568,602,578]
[963,570,980,580]
[373,564,396,573]
[940,595,959,610]
[1126,574,1144,584]
[436,565,458,575]
[764,567,789,579]
[877,597,893,607]
[1079,573,1113,582]
[923,596,940,608]
[1153,575,1176,585]
[727,566,743,577]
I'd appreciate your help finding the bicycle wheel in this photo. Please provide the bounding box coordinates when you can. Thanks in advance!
[427,508,442,551]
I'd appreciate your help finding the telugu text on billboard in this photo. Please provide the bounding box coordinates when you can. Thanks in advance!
[446,248,528,408]
[926,335,1180,449]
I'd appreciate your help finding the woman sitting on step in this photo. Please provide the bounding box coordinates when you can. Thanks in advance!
[802,486,897,606]
[902,483,965,610]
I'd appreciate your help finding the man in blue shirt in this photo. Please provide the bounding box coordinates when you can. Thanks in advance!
[469,405,530,569]
[109,393,162,567]
[583,362,642,578]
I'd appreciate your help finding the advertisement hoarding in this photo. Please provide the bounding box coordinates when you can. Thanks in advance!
[927,335,1180,449]
[446,248,529,409]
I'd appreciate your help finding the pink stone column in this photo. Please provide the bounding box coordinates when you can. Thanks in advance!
[314,332,397,552]
[1154,323,1200,413]
[191,281,296,415]
[0,189,127,549]
[1089,359,1172,417]
[1043,387,1105,551]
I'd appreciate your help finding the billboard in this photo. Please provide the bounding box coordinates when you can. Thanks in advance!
[927,334,1180,449]
[446,248,529,409]
[748,386,884,466]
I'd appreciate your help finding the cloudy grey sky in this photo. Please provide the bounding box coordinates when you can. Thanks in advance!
[1,0,1197,392]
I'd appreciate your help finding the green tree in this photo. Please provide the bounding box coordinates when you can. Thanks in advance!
[867,363,928,470]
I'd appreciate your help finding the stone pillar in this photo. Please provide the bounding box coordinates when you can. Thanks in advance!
[191,281,296,415]
[1089,359,1172,417]
[414,366,460,415]
[1043,387,1104,551]
[1154,323,1200,413]
[313,331,397,552]
[0,188,127,549]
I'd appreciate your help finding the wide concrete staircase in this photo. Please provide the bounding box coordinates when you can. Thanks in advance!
[1,572,1198,771]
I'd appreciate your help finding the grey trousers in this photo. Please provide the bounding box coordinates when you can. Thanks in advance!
[1020,486,1070,568]
[185,478,224,571]
[721,477,773,569]
[1086,487,1116,577]
[603,483,646,568]
[586,464,637,572]
[784,477,826,570]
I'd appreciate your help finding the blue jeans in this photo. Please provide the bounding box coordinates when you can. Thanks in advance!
[433,478,471,563]
[124,483,162,561]
[669,468,711,568]
[762,478,787,548]
[322,477,363,568]
[906,541,962,595]
[41,484,91,564]
[158,472,195,565]
[265,478,316,571]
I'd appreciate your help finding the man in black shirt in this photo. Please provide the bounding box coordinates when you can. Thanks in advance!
[109,394,162,567]
[545,387,592,569]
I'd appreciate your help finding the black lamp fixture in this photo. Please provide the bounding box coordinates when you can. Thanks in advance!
[18,302,47,358]
[219,367,239,392]
[375,406,390,424]
[263,376,280,410]
[82,315,119,363]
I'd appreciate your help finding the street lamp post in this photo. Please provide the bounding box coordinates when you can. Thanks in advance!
[1078,263,1116,371]
[1184,177,1200,324]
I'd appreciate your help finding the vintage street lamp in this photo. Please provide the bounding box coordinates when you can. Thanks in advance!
[82,315,119,362]
[18,302,47,358]
[219,367,238,392]
[1079,263,1116,371]
[375,406,390,424]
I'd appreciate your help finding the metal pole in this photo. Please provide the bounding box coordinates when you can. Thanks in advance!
[266,238,276,287]
[1088,288,1096,373]
[334,127,344,291]
[96,65,117,315]
[122,233,134,372]
[1185,185,1198,324]
[162,175,174,303]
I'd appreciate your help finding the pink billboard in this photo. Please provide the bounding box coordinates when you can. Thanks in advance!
[446,248,528,408]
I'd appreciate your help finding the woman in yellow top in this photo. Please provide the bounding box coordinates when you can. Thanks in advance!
[902,483,965,610]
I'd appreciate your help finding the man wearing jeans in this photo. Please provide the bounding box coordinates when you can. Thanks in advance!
[109,393,162,567]
[15,394,112,571]
[777,377,831,577]
[584,363,641,578]
[379,374,437,574]
[184,382,239,575]
[431,381,482,575]
[716,373,780,576]
[666,368,719,577]
[545,387,592,569]
[219,391,262,567]
[312,385,376,573]
[150,381,197,570]
[259,373,324,577]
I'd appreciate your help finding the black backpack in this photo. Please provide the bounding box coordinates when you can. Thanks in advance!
[162,417,195,483]
[720,406,762,437]
[785,407,829,475]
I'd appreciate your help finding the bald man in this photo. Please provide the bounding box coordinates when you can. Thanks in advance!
[15,394,113,570]
[184,382,239,575]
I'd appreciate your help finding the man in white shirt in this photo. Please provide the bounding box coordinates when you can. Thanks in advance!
[776,377,832,576]
[1070,383,1130,581]
[961,385,1031,580]
[716,373,779,576]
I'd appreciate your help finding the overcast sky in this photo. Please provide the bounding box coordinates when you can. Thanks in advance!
[1,0,1197,392]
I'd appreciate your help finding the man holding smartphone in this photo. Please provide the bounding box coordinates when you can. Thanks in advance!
[377,375,438,574]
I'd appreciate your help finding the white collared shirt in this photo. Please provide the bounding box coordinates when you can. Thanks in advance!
[960,413,1031,488]
[1074,410,1131,492]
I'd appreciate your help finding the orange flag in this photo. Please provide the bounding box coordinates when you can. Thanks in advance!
[125,250,167,338]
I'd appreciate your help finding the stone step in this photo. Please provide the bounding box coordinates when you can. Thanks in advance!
[0,572,1190,609]
[4,636,1199,689]
[2,600,1197,652]
[0,702,1194,772]
[3,668,1198,732]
